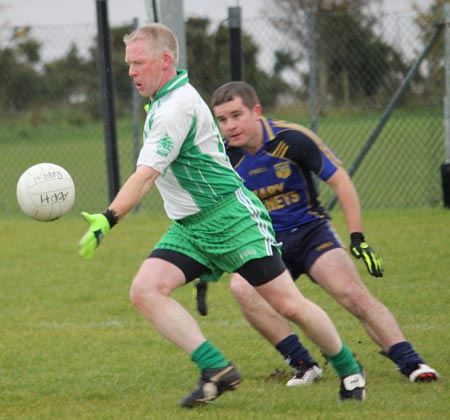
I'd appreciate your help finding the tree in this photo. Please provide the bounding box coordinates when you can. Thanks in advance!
[263,0,408,111]
[412,0,445,102]
[0,27,43,111]
[0,18,290,117]
[42,44,90,104]
[185,17,289,110]
[83,23,135,118]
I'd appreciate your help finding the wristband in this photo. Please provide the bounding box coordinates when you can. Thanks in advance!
[350,232,365,242]
[102,208,119,228]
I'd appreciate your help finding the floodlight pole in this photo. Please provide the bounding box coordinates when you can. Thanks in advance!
[96,0,120,202]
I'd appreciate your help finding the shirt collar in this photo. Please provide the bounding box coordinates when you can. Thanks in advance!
[144,69,189,112]
[260,116,276,143]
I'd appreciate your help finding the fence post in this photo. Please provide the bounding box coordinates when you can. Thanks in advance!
[305,10,318,134]
[96,0,120,202]
[441,3,450,207]
[229,7,243,81]
[131,17,142,213]
[131,17,141,167]
[160,0,187,69]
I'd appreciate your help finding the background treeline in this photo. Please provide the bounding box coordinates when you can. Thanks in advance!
[0,0,445,121]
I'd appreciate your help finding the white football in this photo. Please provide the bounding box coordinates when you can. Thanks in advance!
[16,163,76,222]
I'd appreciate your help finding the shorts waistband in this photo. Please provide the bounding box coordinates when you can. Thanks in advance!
[276,218,327,240]
[176,189,239,226]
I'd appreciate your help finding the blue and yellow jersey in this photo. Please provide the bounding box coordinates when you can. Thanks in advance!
[225,117,342,233]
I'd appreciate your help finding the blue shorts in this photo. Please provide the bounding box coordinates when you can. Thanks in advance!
[276,219,344,281]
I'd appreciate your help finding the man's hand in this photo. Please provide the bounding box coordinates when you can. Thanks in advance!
[79,212,111,259]
[350,232,383,277]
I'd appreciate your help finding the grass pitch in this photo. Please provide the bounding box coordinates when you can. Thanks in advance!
[0,208,448,419]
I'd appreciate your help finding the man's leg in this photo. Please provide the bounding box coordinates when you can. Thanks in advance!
[238,255,366,401]
[310,248,439,382]
[131,258,206,352]
[253,269,343,356]
[130,257,241,407]
[230,273,323,386]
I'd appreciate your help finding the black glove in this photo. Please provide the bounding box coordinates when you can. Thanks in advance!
[350,232,383,277]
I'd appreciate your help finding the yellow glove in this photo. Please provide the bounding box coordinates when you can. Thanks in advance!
[79,209,118,259]
[350,232,383,277]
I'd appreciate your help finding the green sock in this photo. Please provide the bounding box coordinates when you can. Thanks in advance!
[191,341,229,371]
[325,342,361,377]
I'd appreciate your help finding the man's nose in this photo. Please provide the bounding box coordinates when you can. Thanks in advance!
[128,65,137,77]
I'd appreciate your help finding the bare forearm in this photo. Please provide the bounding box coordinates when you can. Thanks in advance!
[337,183,362,233]
[327,168,362,234]
[109,166,159,219]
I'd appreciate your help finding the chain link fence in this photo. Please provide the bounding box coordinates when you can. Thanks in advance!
[243,9,445,210]
[0,8,446,219]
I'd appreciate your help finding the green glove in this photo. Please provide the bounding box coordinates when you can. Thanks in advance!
[350,232,383,277]
[79,211,114,259]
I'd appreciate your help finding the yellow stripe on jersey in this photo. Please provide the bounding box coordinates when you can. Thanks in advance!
[271,141,289,158]
[261,117,276,140]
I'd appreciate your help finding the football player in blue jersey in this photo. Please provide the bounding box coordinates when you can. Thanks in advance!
[204,80,439,386]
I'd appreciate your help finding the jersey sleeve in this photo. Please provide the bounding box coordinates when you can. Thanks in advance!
[137,99,194,174]
[280,129,342,181]
[225,144,245,168]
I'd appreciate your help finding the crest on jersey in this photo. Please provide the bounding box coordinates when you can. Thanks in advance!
[274,162,291,178]
[157,134,174,157]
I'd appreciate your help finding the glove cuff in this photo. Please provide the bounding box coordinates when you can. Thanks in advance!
[103,208,119,228]
[350,232,365,242]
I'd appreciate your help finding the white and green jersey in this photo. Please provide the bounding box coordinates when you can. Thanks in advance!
[137,70,243,220]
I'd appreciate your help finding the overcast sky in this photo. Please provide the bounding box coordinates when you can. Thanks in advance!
[0,0,434,27]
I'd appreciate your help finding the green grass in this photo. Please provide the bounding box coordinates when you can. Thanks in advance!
[1,208,449,419]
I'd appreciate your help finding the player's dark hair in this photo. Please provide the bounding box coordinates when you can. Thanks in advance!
[211,81,260,110]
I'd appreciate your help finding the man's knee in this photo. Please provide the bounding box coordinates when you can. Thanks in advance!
[129,260,172,309]
[230,274,254,302]
[130,276,145,309]
[130,273,156,309]
[339,284,379,318]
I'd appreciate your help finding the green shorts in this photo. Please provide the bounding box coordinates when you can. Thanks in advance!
[153,187,281,281]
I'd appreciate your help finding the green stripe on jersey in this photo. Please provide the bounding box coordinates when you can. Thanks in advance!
[169,112,242,209]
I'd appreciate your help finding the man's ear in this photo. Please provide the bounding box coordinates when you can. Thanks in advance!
[161,52,173,69]
[252,103,262,118]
